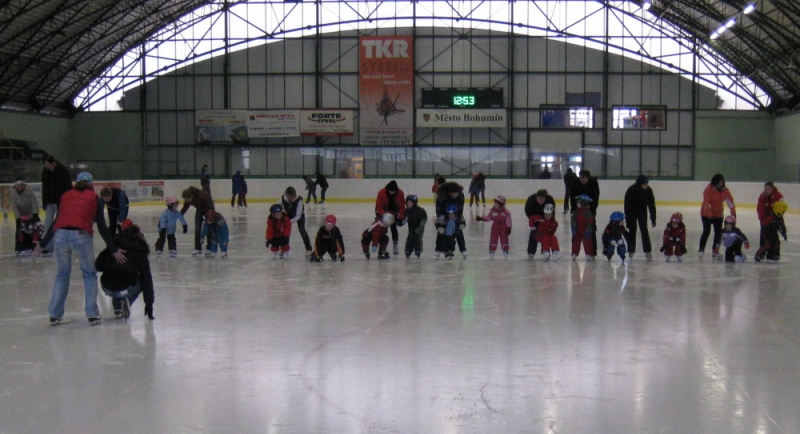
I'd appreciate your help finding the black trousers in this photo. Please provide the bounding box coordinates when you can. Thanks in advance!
[626,214,652,253]
[296,215,312,251]
[699,216,723,252]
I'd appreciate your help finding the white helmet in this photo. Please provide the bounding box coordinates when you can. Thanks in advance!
[543,204,555,214]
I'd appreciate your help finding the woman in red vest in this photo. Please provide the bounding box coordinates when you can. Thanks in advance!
[35,172,125,326]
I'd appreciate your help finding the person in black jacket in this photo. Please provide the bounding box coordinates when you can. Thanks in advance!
[95,219,155,320]
[570,170,600,253]
[435,182,468,258]
[100,187,130,237]
[624,175,657,260]
[315,171,329,204]
[524,189,556,258]
[40,155,73,251]
[562,168,578,214]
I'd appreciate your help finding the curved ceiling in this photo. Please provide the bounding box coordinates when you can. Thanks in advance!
[1,0,798,115]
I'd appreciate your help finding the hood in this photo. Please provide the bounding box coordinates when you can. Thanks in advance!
[385,180,399,193]
[437,181,463,197]
[115,230,150,254]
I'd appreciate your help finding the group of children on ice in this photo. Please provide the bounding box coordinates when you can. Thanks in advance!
[149,178,789,265]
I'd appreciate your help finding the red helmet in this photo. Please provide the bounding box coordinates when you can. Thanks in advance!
[204,210,217,222]
[324,214,337,226]
[670,212,683,223]
[120,219,135,231]
[724,215,736,225]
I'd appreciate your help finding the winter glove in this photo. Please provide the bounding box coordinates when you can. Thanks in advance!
[610,240,617,246]
[144,304,155,320]
[415,226,424,236]
[265,240,271,248]
[651,219,657,228]
[372,246,378,253]
[396,219,405,227]
[744,242,750,249]
[311,255,321,262]
[183,224,188,234]
[660,243,666,253]
[475,216,483,222]
[339,255,345,262]
[438,227,445,234]
[437,216,445,225]
[458,224,465,231]
[506,227,512,236]
[784,234,788,241]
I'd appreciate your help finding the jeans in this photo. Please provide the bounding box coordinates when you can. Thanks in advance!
[102,281,142,311]
[48,229,99,319]
[43,204,58,249]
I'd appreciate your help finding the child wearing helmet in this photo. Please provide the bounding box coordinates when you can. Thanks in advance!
[571,195,596,261]
[535,203,564,261]
[200,210,229,258]
[476,195,513,259]
[661,212,687,262]
[361,213,391,259]
[524,189,556,259]
[403,194,428,258]
[755,201,788,262]
[436,204,461,259]
[601,212,629,261]
[720,215,750,262]
[155,196,188,257]
[266,204,292,259]
[311,214,345,262]
[435,181,468,258]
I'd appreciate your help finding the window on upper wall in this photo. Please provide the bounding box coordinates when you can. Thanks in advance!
[612,106,667,130]
[540,105,595,129]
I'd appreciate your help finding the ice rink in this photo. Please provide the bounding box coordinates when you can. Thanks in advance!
[2,201,800,433]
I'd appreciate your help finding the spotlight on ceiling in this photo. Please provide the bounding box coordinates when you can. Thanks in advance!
[725,18,736,28]
[743,3,756,14]
[642,0,652,11]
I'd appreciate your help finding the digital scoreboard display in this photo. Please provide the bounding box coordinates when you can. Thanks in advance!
[421,87,503,109]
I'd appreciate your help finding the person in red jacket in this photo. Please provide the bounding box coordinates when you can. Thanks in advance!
[661,212,687,262]
[535,204,564,261]
[375,180,405,255]
[757,181,783,223]
[362,213,392,259]
[266,203,292,259]
[571,195,596,261]
[699,173,735,260]
[35,172,125,326]
[476,195,512,259]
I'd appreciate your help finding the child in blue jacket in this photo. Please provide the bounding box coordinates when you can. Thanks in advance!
[155,196,188,257]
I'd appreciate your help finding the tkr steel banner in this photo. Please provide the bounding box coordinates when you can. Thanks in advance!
[359,36,414,146]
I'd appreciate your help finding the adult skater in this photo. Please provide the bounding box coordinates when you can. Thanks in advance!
[95,219,155,320]
[524,188,555,259]
[435,181,468,258]
[41,155,72,252]
[35,172,125,326]
[231,170,248,208]
[200,164,211,197]
[282,186,314,258]
[180,186,216,256]
[375,180,406,255]
[570,170,600,253]
[699,173,735,260]
[562,168,578,214]
[100,186,129,237]
[623,175,656,260]
[469,171,487,208]
[315,171,329,204]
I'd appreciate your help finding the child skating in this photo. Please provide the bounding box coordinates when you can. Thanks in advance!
[435,204,460,259]
[476,195,512,259]
[661,212,687,262]
[720,215,750,262]
[200,210,229,258]
[571,195,596,261]
[362,213,392,259]
[266,203,292,259]
[535,204,564,261]
[601,211,629,261]
[403,194,427,258]
[311,214,345,262]
[755,201,787,262]
[155,196,188,257]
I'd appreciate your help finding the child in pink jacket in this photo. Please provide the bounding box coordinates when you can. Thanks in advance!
[476,195,512,259]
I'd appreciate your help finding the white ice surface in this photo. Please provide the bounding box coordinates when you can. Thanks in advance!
[1,202,800,433]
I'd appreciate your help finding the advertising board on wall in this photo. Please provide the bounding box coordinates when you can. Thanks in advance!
[359,36,414,146]
[196,110,302,144]
[416,109,508,128]
[299,110,354,136]
[248,111,300,137]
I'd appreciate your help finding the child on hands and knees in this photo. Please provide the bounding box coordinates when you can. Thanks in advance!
[661,212,687,262]
[720,215,750,263]
[266,204,292,259]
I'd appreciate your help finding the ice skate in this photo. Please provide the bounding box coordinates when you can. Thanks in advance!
[628,252,635,260]
[445,251,454,260]
[364,253,371,259]
[586,255,595,262]
[676,256,683,262]
[666,256,671,262]
[461,251,468,259]
[169,250,177,258]
[503,250,509,259]
[698,251,705,259]
[435,251,441,258]
[221,252,227,259]
[282,251,289,260]
[204,249,213,257]
[571,254,578,261]
[156,250,162,257]
[120,298,130,320]
[551,251,564,262]
[645,252,653,261]
[405,252,411,258]
[542,252,551,261]
[377,251,390,259]
[393,243,399,256]
[272,251,279,260]
[735,254,746,263]
[49,318,71,326]
[192,249,202,257]
[489,251,495,260]
[528,253,535,260]
[88,317,101,326]
[712,253,723,260]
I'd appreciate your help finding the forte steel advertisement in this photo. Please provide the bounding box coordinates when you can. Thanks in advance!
[359,36,414,146]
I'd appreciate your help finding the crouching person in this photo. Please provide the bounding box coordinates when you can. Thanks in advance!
[95,219,155,320]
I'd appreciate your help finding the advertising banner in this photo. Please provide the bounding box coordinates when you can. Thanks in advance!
[359,36,414,145]
[196,110,249,145]
[247,111,300,137]
[299,110,354,136]
[416,109,507,128]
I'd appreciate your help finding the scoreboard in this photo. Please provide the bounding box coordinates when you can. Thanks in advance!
[421,87,503,109]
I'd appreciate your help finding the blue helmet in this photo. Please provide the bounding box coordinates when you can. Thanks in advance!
[269,203,283,214]
[407,194,418,205]
[76,171,93,183]
[577,194,593,205]
[445,204,458,214]
[610,211,625,222]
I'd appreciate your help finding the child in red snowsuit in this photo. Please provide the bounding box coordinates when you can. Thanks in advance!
[266,203,292,259]
[535,204,563,261]
[362,214,391,259]
[476,195,512,258]
[661,212,687,262]
[571,195,596,260]
[755,201,787,262]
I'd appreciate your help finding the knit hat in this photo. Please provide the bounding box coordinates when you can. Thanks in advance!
[635,174,649,185]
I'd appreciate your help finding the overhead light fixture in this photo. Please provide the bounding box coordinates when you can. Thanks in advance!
[743,3,756,14]
[725,18,736,28]
[710,31,720,40]
[643,0,651,11]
